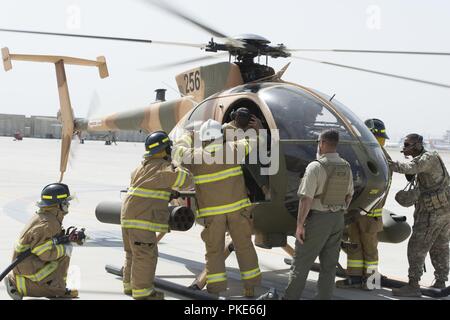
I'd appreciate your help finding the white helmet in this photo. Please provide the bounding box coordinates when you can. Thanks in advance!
[199,119,223,141]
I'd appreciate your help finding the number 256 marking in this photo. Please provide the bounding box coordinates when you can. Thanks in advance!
[184,71,201,93]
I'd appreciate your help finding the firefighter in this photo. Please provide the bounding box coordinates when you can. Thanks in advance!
[121,131,192,300]
[4,183,78,300]
[223,108,270,201]
[173,119,262,297]
[336,118,391,289]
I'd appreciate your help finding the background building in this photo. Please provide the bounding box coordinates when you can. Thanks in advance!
[0,113,26,137]
[0,113,147,142]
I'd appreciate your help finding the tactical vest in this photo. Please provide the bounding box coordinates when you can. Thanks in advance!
[314,157,352,206]
[420,154,450,211]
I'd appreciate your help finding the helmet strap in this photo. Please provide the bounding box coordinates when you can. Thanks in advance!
[59,201,70,215]
[376,137,386,147]
[151,150,168,159]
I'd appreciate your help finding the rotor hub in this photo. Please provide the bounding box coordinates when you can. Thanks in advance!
[205,34,291,62]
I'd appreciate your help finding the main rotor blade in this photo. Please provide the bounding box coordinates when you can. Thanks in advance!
[143,0,244,47]
[292,55,450,89]
[139,53,228,71]
[144,0,226,38]
[289,48,450,56]
[0,28,204,48]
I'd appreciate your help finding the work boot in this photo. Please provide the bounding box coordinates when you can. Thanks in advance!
[243,287,254,298]
[124,283,132,296]
[392,280,421,297]
[335,276,363,289]
[4,276,23,300]
[124,289,132,296]
[135,290,165,300]
[64,288,79,298]
[431,280,446,289]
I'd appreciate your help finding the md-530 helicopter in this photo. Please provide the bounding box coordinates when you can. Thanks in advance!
[2,0,450,297]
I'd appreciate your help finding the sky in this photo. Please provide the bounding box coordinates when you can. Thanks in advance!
[0,0,449,142]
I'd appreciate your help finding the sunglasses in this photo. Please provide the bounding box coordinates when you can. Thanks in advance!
[403,142,416,148]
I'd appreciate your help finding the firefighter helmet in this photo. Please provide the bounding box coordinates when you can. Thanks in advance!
[38,183,71,207]
[144,131,172,157]
[364,118,389,139]
[199,119,223,141]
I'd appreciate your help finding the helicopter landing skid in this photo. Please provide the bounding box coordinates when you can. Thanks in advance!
[105,264,225,300]
[282,258,449,298]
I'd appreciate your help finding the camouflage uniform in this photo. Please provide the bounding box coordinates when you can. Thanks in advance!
[390,149,450,284]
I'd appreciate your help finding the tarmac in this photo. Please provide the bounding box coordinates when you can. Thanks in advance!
[0,136,449,300]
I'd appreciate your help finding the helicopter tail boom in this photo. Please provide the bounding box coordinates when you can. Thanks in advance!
[75,97,197,133]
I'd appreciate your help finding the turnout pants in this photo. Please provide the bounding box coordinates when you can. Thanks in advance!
[284,210,344,300]
[346,215,383,276]
[407,204,450,283]
[200,208,261,293]
[11,256,70,297]
[122,228,158,299]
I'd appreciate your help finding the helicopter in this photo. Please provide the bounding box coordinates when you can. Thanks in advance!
[2,0,450,296]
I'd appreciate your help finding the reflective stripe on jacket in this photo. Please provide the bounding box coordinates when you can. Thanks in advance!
[173,136,254,219]
[197,198,252,218]
[12,209,66,279]
[366,208,383,218]
[127,187,171,201]
[193,166,243,185]
[121,157,193,228]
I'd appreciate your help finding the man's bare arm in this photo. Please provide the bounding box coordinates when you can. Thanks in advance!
[296,196,313,244]
[297,197,313,226]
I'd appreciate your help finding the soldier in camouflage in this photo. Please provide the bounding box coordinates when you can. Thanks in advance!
[389,134,450,297]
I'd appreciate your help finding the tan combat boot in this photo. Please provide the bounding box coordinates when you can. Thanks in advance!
[65,288,79,298]
[431,280,446,289]
[392,280,421,297]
